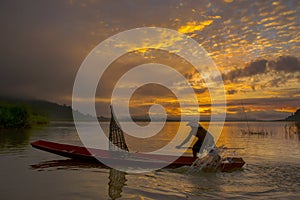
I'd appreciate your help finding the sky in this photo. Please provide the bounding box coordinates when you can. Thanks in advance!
[0,0,299,120]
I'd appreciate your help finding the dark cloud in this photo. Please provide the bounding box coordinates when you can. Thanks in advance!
[223,56,300,84]
[227,89,238,95]
[268,56,300,73]
[223,59,268,81]
[246,59,268,75]
[131,84,175,98]
[194,88,207,94]
[226,107,241,113]
[199,96,300,109]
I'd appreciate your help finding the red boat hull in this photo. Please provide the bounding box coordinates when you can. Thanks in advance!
[31,140,245,172]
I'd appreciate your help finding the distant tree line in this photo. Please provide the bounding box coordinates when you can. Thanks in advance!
[0,102,49,129]
[0,98,93,128]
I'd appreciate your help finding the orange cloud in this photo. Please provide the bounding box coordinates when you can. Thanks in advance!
[178,20,213,34]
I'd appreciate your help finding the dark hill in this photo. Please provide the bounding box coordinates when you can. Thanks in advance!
[0,98,92,121]
[285,108,300,121]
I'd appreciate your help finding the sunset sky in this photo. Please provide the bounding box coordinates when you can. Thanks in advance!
[1,0,299,120]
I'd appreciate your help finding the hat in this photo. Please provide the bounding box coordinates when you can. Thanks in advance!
[187,120,199,127]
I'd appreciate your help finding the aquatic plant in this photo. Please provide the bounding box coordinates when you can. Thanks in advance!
[284,123,300,135]
[240,128,272,136]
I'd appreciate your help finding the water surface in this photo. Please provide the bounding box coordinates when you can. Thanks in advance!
[0,121,299,199]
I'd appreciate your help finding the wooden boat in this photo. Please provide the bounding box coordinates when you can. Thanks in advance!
[31,140,245,172]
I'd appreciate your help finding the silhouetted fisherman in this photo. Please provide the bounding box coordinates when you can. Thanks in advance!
[177,121,215,158]
[192,124,215,158]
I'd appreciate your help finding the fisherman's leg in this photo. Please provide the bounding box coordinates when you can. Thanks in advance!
[192,139,202,157]
[192,148,198,158]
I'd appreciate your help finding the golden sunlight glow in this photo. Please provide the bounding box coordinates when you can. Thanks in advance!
[178,20,213,34]
[80,1,299,120]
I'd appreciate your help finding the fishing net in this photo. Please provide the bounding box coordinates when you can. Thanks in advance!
[109,106,129,152]
[107,106,128,199]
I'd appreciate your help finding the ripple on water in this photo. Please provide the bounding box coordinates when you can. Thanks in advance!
[121,162,300,199]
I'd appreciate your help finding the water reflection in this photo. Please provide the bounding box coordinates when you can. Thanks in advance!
[27,121,300,199]
[108,169,126,200]
[31,159,126,200]
[31,159,109,170]
[0,128,32,151]
[284,122,300,141]
[296,122,300,134]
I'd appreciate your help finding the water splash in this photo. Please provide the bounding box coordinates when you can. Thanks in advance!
[188,148,222,173]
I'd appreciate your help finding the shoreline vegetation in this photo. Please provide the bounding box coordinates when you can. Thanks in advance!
[0,98,92,129]
[0,103,48,128]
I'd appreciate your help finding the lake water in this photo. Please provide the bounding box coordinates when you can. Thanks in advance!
[0,121,299,199]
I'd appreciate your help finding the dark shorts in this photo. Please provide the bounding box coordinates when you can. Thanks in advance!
[192,139,203,157]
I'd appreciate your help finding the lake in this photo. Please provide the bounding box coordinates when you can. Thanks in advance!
[0,121,299,199]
